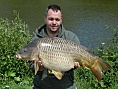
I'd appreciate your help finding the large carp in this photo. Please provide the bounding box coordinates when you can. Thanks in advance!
[16,37,111,81]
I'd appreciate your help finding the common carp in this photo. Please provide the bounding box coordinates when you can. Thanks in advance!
[16,37,111,81]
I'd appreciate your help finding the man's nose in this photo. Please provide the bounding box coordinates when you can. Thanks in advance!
[52,20,56,24]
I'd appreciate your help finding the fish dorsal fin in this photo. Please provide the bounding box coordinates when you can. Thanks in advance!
[52,70,62,80]
[34,60,39,75]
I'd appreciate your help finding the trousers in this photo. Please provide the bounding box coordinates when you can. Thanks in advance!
[33,72,76,89]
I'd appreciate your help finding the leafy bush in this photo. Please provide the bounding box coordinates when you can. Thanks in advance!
[0,11,33,86]
[75,27,118,89]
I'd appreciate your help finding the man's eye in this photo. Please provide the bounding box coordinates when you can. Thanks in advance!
[49,18,54,21]
[55,19,60,21]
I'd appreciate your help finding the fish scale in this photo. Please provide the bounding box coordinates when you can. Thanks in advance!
[39,49,74,71]
[38,39,75,71]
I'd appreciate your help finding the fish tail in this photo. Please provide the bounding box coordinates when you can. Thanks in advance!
[90,64,102,82]
[90,57,111,81]
[96,57,112,71]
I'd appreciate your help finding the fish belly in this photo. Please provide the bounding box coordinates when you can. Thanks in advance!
[39,51,74,71]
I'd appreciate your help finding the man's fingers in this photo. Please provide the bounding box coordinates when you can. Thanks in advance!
[74,62,80,68]
[37,60,44,71]
[37,60,42,65]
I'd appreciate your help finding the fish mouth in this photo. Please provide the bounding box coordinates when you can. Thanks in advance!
[16,54,22,59]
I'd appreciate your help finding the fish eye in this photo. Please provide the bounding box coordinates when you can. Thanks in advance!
[23,48,26,52]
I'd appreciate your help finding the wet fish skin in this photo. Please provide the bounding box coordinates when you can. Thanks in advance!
[16,37,111,81]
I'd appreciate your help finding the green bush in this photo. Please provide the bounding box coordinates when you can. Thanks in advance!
[0,12,33,86]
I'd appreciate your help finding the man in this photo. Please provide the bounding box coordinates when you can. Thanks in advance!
[30,4,80,89]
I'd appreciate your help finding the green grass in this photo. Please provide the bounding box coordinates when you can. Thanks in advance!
[0,80,32,89]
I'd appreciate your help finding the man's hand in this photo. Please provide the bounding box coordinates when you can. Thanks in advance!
[36,60,44,71]
[74,62,80,68]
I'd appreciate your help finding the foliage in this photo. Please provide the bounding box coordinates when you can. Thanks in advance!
[0,77,33,89]
[0,11,33,87]
[75,26,118,89]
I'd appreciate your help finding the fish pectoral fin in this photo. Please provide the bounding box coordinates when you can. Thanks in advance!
[34,60,39,75]
[52,70,62,80]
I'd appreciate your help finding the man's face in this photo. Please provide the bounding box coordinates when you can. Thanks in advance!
[44,9,62,32]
